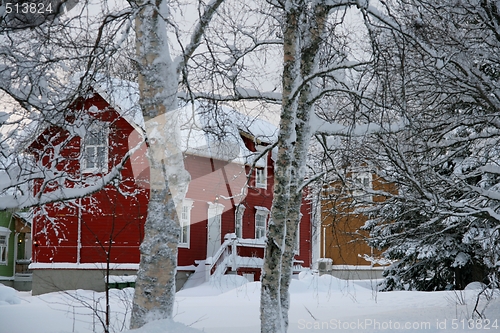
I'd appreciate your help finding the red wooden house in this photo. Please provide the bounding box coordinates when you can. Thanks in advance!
[27,78,312,295]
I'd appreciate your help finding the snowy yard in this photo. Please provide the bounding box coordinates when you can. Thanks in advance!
[1,272,499,333]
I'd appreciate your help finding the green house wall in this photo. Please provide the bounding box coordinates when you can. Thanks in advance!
[0,211,14,278]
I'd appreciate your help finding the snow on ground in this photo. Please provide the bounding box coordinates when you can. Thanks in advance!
[1,273,499,333]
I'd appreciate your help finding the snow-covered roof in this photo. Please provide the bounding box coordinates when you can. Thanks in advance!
[90,76,144,130]
[13,211,32,226]
[91,76,278,166]
[166,103,276,166]
[0,154,40,208]
[0,94,47,154]
[0,226,10,234]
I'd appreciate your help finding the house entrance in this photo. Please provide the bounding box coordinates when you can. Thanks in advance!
[207,203,224,258]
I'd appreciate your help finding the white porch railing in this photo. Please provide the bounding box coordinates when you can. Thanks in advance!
[202,233,268,282]
[205,233,238,281]
[182,233,307,289]
[184,234,310,290]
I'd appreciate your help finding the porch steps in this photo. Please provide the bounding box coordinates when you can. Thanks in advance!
[181,260,208,289]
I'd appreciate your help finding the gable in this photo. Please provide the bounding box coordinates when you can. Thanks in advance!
[27,89,139,181]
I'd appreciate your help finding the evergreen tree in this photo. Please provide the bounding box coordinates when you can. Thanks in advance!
[360,0,500,291]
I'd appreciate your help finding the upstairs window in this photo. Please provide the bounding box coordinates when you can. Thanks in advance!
[82,122,108,173]
[255,168,267,188]
[255,151,268,189]
[255,208,269,239]
[180,200,193,248]
[352,172,373,202]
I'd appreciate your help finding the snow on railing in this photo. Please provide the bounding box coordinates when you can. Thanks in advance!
[203,233,267,282]
[236,237,266,248]
[207,234,237,279]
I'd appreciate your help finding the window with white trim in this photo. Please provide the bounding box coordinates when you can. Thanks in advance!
[255,168,267,188]
[0,231,10,265]
[82,122,108,172]
[180,200,193,247]
[255,151,268,189]
[352,172,373,202]
[235,205,245,238]
[255,209,268,239]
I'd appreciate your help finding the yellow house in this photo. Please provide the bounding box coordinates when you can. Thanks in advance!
[319,171,396,280]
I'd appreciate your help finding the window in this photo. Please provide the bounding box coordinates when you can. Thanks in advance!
[180,200,193,248]
[235,205,245,238]
[352,172,372,202]
[255,151,268,189]
[0,229,10,265]
[255,208,269,239]
[207,203,224,257]
[82,122,108,172]
[255,168,267,188]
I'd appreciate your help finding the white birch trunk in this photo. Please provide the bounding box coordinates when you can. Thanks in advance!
[130,0,223,328]
[260,4,300,332]
[129,0,189,328]
[261,2,329,332]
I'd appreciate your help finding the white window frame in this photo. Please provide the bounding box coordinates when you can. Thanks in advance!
[179,199,194,248]
[255,168,267,189]
[352,172,373,202]
[207,202,224,257]
[255,151,268,189]
[0,227,11,265]
[235,205,245,238]
[255,207,269,239]
[82,122,108,173]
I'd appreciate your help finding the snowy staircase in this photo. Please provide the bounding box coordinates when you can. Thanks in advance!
[181,260,208,289]
[181,234,269,289]
[182,234,237,289]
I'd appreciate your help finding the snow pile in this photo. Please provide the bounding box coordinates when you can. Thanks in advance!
[464,281,487,291]
[3,275,500,333]
[0,284,20,305]
[290,269,374,294]
[178,274,249,297]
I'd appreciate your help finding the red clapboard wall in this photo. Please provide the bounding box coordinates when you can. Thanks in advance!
[30,91,149,264]
[29,89,312,274]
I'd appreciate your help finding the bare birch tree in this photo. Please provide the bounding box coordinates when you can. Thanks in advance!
[0,0,224,327]
[128,0,225,328]
[259,1,374,331]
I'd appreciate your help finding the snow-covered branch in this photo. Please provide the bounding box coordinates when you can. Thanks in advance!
[178,87,282,104]
[175,0,226,76]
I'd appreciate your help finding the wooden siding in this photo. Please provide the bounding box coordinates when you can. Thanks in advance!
[30,92,312,271]
[321,174,395,266]
[31,92,149,265]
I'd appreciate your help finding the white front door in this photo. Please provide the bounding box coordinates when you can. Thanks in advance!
[207,203,224,258]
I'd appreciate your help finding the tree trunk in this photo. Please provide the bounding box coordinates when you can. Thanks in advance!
[130,0,189,328]
[260,3,299,332]
[260,2,329,332]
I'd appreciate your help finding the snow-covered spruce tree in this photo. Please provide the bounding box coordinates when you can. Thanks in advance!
[355,0,500,291]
